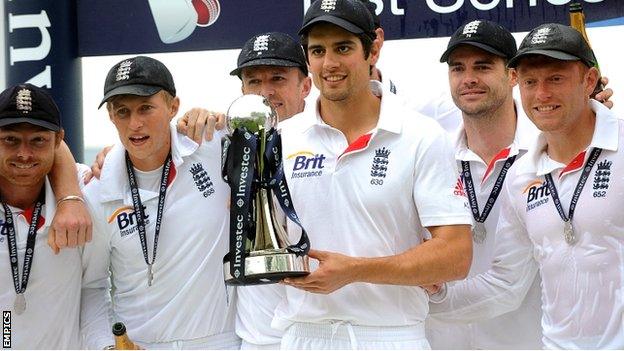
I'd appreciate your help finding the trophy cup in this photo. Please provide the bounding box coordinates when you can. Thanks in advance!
[222,94,310,285]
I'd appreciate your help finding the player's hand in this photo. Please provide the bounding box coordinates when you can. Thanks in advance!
[595,76,613,109]
[48,199,93,254]
[89,145,113,182]
[176,108,225,144]
[282,249,357,294]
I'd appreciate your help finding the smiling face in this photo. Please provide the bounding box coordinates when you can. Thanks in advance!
[0,123,62,189]
[107,91,179,171]
[516,56,597,134]
[448,45,514,119]
[305,23,379,103]
[241,65,311,120]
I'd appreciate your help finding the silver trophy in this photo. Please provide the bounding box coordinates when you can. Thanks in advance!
[222,95,309,285]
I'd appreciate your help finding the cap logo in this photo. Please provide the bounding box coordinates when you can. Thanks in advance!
[530,27,552,45]
[15,89,32,114]
[115,60,133,81]
[253,35,270,56]
[320,0,337,12]
[462,21,481,37]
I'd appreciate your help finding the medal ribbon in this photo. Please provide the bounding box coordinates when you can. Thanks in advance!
[3,190,45,296]
[544,147,602,224]
[461,155,517,224]
[125,152,172,286]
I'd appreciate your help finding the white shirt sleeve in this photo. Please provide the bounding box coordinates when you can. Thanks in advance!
[412,124,471,227]
[76,163,91,189]
[429,177,539,321]
[80,200,115,349]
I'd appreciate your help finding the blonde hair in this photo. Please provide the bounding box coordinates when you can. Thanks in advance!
[106,90,175,111]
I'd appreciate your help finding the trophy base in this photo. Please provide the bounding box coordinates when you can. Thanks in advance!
[224,249,310,285]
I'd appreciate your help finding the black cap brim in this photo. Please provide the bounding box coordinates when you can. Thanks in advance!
[440,41,508,63]
[98,84,162,108]
[299,16,364,35]
[230,58,305,76]
[0,117,60,132]
[508,49,581,68]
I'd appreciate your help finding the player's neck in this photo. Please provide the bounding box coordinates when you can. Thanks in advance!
[319,87,381,144]
[0,178,44,210]
[463,97,517,164]
[545,108,596,165]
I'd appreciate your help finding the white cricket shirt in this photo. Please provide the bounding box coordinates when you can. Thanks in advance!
[272,80,471,330]
[81,126,236,348]
[428,100,543,349]
[430,101,624,349]
[0,180,82,349]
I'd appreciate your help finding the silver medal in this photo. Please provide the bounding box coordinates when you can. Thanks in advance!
[472,222,487,244]
[564,221,576,245]
[147,264,154,287]
[14,293,26,315]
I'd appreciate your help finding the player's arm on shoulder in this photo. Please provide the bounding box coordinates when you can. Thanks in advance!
[49,140,92,254]
[80,196,114,349]
[175,108,225,144]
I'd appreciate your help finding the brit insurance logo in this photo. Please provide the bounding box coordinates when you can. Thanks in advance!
[370,147,390,185]
[190,162,215,197]
[524,179,551,212]
[592,159,612,198]
[288,151,326,179]
[108,206,150,238]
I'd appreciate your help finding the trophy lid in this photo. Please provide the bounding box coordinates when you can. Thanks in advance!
[226,94,277,134]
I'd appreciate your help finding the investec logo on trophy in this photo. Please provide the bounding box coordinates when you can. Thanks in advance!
[221,95,310,285]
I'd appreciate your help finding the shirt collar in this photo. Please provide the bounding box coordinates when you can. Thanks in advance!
[298,80,403,135]
[455,98,536,162]
[0,179,55,229]
[518,99,619,176]
[98,124,196,202]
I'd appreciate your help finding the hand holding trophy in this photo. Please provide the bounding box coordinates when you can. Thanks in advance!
[221,95,310,285]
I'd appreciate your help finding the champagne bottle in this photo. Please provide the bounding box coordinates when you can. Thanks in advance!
[112,322,140,350]
[569,2,604,98]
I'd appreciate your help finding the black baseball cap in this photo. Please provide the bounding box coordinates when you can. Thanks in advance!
[230,32,308,77]
[99,56,176,108]
[440,20,517,63]
[360,0,380,29]
[508,23,596,68]
[0,83,61,132]
[299,0,376,39]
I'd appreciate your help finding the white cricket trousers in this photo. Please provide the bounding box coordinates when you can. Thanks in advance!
[280,321,430,350]
[139,331,241,349]
[240,339,281,349]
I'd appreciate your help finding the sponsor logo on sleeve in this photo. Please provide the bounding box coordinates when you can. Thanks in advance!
[454,174,466,197]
